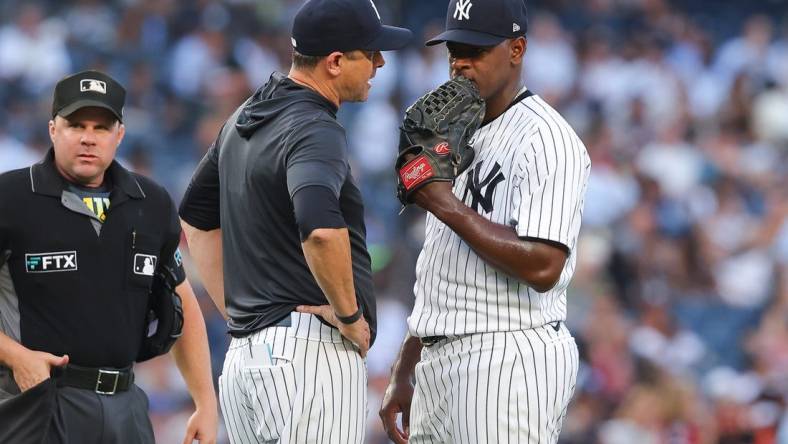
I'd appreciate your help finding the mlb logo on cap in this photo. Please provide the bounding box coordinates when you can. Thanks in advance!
[52,70,126,121]
[80,79,107,94]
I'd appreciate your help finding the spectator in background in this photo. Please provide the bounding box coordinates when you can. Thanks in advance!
[63,0,118,53]
[523,12,577,105]
[400,21,452,104]
[168,16,229,100]
[715,15,774,88]
[0,126,40,172]
[636,120,705,200]
[0,3,71,94]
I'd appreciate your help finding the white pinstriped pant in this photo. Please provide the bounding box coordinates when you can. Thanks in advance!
[410,323,579,444]
[219,312,367,444]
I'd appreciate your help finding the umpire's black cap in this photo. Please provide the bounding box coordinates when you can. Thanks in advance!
[52,70,126,122]
[426,0,528,47]
[291,0,413,56]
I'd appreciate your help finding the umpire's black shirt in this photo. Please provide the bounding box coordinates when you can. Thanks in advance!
[0,149,185,370]
[179,72,376,341]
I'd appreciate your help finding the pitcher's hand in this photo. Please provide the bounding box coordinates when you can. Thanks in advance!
[379,378,414,444]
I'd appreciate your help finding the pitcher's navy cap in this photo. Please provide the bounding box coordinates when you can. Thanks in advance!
[426,0,528,47]
[291,0,413,56]
[52,70,126,121]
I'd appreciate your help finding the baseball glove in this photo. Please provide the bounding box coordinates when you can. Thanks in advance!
[136,264,184,362]
[395,76,486,206]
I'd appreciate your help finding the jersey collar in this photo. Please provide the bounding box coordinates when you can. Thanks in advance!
[479,86,534,129]
[30,147,146,200]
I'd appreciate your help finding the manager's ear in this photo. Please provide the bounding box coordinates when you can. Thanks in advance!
[324,51,344,78]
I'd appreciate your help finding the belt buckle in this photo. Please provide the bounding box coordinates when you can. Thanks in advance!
[95,369,120,395]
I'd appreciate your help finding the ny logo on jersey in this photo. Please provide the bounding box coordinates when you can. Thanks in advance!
[463,161,505,213]
[453,0,472,21]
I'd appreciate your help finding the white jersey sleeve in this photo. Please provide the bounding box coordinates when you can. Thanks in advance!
[512,99,589,253]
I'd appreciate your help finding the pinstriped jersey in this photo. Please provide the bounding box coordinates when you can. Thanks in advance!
[408,89,591,337]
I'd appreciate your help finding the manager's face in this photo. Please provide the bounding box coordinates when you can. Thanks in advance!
[338,50,386,103]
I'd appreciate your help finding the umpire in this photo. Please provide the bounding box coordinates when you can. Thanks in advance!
[0,70,218,443]
[178,0,411,441]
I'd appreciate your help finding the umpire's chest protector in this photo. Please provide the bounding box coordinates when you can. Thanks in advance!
[0,153,173,367]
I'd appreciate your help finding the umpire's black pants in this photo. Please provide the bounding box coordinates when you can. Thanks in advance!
[0,377,155,444]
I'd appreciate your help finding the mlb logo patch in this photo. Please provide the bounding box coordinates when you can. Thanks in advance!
[25,251,78,273]
[80,79,107,94]
[134,254,157,276]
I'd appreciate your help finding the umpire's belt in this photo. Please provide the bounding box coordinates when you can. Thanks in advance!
[53,364,134,395]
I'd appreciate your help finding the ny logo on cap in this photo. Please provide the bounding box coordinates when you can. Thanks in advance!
[453,0,473,21]
[80,79,107,94]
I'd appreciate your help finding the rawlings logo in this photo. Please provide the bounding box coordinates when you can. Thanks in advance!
[400,157,433,189]
[403,163,426,181]
[433,142,450,155]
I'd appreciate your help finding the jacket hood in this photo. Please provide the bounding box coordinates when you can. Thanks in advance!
[235,72,337,139]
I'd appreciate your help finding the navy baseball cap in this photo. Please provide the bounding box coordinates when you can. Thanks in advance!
[291,0,413,56]
[52,70,125,122]
[426,0,528,47]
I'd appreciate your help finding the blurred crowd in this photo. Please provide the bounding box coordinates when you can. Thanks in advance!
[1,0,788,443]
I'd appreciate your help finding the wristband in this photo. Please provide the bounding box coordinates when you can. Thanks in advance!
[335,307,362,325]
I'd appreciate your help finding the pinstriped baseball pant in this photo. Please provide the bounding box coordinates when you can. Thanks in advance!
[219,313,367,444]
[410,323,579,444]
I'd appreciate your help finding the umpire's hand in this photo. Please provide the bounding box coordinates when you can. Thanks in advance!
[9,347,69,392]
[296,305,371,357]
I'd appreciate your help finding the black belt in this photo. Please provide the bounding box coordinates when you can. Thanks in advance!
[53,364,134,395]
[420,322,563,347]
[420,336,448,347]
